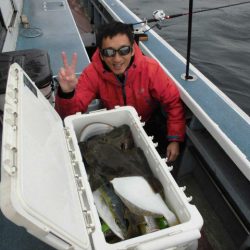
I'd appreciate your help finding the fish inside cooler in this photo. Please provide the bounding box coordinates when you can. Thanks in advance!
[77,123,178,243]
[64,107,202,249]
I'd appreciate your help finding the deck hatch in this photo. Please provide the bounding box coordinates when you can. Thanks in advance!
[43,1,66,11]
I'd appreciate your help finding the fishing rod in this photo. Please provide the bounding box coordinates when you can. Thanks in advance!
[132,0,250,26]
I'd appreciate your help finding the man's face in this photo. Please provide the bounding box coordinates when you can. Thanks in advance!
[100,34,134,75]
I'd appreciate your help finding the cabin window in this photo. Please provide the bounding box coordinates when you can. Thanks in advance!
[0,10,7,51]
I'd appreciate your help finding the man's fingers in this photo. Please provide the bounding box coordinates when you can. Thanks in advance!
[169,154,176,162]
[59,67,68,82]
[59,67,66,76]
[61,51,77,69]
[166,148,171,161]
[71,52,78,70]
[166,144,179,162]
[61,51,69,68]
[59,68,71,82]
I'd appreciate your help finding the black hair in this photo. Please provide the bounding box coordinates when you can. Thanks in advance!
[96,21,134,49]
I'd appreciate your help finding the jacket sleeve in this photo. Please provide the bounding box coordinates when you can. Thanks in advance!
[149,62,186,142]
[55,67,98,119]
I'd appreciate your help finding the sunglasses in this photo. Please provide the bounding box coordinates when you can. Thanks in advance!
[101,46,132,57]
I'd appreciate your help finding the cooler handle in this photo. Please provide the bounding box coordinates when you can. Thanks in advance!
[45,232,74,250]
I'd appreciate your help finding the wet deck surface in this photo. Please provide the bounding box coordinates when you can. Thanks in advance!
[68,0,96,48]
[68,0,92,34]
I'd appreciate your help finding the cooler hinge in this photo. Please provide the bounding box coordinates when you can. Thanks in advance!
[64,128,95,233]
[3,111,18,176]
[3,69,19,176]
[64,128,76,161]
[3,144,18,176]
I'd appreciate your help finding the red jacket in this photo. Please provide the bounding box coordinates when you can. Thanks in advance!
[55,44,185,141]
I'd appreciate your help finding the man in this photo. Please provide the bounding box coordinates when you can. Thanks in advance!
[55,21,185,162]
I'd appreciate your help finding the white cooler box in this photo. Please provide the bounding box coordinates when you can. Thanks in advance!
[0,64,203,250]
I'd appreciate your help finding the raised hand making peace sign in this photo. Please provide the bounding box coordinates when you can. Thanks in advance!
[58,52,78,93]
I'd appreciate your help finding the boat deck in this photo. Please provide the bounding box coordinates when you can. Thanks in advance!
[16,0,90,75]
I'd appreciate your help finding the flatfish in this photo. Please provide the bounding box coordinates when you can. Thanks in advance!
[78,124,163,193]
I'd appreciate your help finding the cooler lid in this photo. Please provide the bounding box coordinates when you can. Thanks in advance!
[1,63,92,250]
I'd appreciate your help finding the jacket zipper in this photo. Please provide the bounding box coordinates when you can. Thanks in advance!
[116,72,127,105]
[121,82,127,105]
